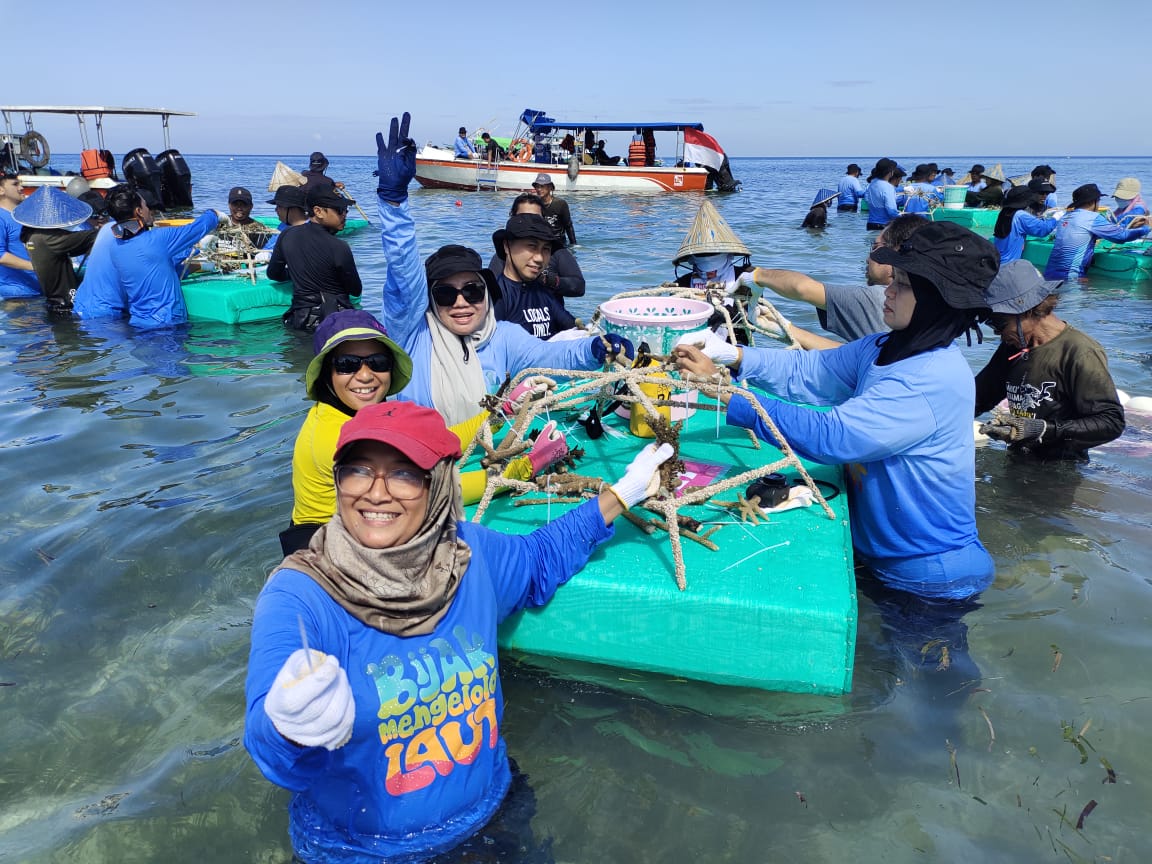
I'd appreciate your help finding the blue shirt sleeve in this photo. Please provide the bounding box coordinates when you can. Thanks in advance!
[162,210,221,257]
[737,339,869,406]
[1020,213,1058,238]
[378,196,429,350]
[494,321,598,374]
[1089,214,1149,243]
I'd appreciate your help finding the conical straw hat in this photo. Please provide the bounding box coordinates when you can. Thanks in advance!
[983,163,1006,183]
[13,185,93,229]
[673,200,750,264]
[268,160,306,192]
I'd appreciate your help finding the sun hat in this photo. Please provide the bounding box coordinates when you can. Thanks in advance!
[1071,184,1105,207]
[334,401,463,469]
[492,213,558,256]
[673,199,750,264]
[424,244,501,302]
[984,260,1062,314]
[532,173,555,187]
[1027,177,1056,195]
[309,151,329,171]
[267,185,307,208]
[228,186,253,204]
[870,221,999,310]
[12,185,94,229]
[1112,177,1141,200]
[305,309,413,401]
[1003,185,1038,210]
[306,187,354,210]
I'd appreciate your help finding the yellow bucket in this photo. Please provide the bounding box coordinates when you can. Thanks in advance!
[630,372,672,438]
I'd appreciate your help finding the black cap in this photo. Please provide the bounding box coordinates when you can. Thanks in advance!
[424,244,501,302]
[970,164,985,174]
[228,186,253,204]
[1071,183,1104,207]
[870,221,999,310]
[491,213,557,256]
[309,151,328,170]
[306,187,354,210]
[267,185,307,209]
[78,189,109,217]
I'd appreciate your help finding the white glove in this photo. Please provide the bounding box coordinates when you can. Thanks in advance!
[195,259,217,274]
[754,301,791,340]
[673,329,740,366]
[264,649,355,750]
[254,250,272,264]
[609,442,675,509]
[215,210,231,226]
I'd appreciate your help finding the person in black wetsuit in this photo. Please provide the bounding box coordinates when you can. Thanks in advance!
[269,188,362,332]
[300,151,342,195]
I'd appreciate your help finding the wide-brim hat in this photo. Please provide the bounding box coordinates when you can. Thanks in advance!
[334,401,463,469]
[532,173,555,187]
[268,161,307,192]
[309,151,329,170]
[673,199,750,265]
[811,188,839,208]
[306,188,355,210]
[1072,183,1105,207]
[13,185,93,229]
[870,221,999,310]
[267,185,307,208]
[1003,185,1037,210]
[305,309,413,401]
[424,244,501,303]
[982,164,1006,184]
[984,260,1062,314]
[492,213,559,256]
[1113,177,1141,200]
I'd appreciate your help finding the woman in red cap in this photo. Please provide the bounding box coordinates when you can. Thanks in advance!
[246,400,671,862]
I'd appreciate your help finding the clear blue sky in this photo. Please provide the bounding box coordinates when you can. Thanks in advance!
[8,0,1146,158]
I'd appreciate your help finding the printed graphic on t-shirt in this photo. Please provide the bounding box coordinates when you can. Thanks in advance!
[1007,380,1056,415]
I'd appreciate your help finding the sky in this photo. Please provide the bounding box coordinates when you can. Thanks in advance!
[6,0,1150,159]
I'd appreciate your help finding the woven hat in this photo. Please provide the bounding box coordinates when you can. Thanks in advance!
[811,188,839,207]
[13,185,93,229]
[267,160,306,192]
[1112,177,1141,200]
[982,163,1006,184]
[673,200,750,265]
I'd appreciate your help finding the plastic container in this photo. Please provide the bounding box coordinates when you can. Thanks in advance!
[598,296,713,355]
[630,371,672,438]
[942,186,968,210]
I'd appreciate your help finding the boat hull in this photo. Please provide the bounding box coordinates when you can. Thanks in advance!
[473,402,857,696]
[415,146,709,193]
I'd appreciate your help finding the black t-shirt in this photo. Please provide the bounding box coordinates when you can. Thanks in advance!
[491,269,575,339]
[22,226,98,308]
[268,221,361,329]
[542,197,576,246]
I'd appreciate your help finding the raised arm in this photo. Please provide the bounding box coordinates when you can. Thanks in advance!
[375,112,425,347]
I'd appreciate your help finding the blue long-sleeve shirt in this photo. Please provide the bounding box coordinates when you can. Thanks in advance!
[244,499,613,863]
[902,181,940,215]
[726,337,992,597]
[453,136,476,158]
[1044,208,1150,278]
[836,175,866,208]
[994,211,1058,263]
[377,196,599,410]
[863,179,901,226]
[0,207,40,298]
[73,222,123,319]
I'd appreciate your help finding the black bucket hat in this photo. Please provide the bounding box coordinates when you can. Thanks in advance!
[1071,184,1105,208]
[424,244,501,302]
[491,213,558,256]
[1003,185,1037,210]
[870,222,999,310]
[267,185,307,208]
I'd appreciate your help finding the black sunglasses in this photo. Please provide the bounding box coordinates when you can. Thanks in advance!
[430,281,487,307]
[332,352,394,375]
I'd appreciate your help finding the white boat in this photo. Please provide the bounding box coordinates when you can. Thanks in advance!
[1,105,196,207]
[415,109,740,194]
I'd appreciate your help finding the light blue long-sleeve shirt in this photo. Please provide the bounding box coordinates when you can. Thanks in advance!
[863,179,901,226]
[453,136,476,158]
[727,337,992,597]
[1044,208,1150,278]
[836,175,866,208]
[377,196,599,411]
[993,211,1058,263]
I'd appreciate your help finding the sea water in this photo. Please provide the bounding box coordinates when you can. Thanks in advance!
[1,155,1150,862]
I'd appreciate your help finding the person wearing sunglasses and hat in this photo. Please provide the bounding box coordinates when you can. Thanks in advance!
[976,260,1124,460]
[490,212,578,339]
[284,310,577,555]
[674,222,998,600]
[246,400,672,862]
[1044,183,1150,280]
[269,187,363,333]
[373,112,631,427]
[992,185,1059,264]
[13,186,99,315]
[1110,177,1146,227]
[0,169,41,299]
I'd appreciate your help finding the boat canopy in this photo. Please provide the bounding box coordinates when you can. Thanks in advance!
[1,106,195,150]
[518,108,703,134]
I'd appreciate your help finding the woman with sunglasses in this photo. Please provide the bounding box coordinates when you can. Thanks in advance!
[284,309,573,555]
[248,400,672,862]
[374,113,631,427]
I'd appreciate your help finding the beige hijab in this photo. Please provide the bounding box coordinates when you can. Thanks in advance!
[426,300,498,427]
[282,461,472,636]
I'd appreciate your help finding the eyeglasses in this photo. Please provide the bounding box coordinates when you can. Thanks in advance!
[334,465,429,499]
[430,281,487,307]
[332,352,394,375]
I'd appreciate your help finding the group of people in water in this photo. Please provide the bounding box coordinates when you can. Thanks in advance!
[0,120,1140,863]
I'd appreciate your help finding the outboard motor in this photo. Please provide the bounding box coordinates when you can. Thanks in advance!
[0,141,17,174]
[705,155,741,193]
[121,147,164,206]
[156,149,194,209]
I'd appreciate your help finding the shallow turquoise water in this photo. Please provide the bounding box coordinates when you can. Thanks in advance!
[2,155,1151,862]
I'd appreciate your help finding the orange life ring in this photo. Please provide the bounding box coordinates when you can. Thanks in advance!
[507,139,532,163]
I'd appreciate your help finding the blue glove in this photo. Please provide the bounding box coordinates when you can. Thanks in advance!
[375,112,416,203]
[591,333,634,364]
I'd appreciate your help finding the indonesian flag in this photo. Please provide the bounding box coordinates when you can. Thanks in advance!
[683,128,726,171]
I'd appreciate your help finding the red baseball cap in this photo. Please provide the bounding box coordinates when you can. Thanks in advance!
[334,402,462,469]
